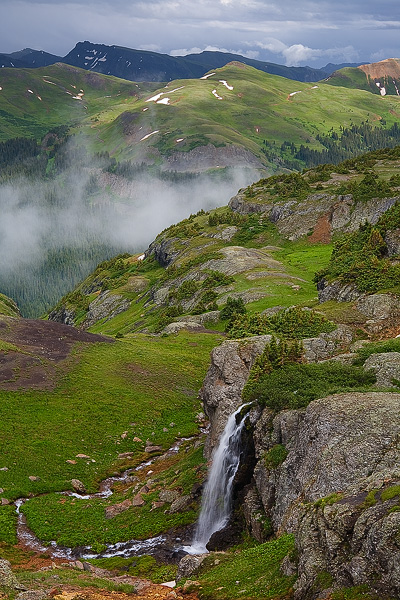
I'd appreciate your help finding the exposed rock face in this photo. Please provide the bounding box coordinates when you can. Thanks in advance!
[200,335,272,458]
[81,291,131,329]
[200,329,400,598]
[317,278,362,303]
[146,237,181,267]
[229,187,399,242]
[47,306,76,326]
[177,554,207,579]
[356,292,400,321]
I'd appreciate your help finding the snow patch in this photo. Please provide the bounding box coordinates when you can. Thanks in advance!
[311,85,319,89]
[157,97,170,105]
[212,89,223,100]
[376,82,381,88]
[37,96,42,101]
[143,107,149,111]
[200,72,215,80]
[140,130,159,141]
[380,87,386,96]
[0,87,2,91]
[289,91,301,96]
[176,138,184,142]
[98,56,107,62]
[27,89,33,94]
[137,254,145,261]
[43,80,56,85]
[219,80,233,90]
[168,86,185,93]
[146,92,164,102]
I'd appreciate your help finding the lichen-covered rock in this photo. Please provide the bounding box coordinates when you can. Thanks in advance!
[302,325,353,362]
[356,292,400,320]
[317,278,362,303]
[385,228,400,256]
[0,559,26,590]
[363,352,400,387]
[177,554,207,580]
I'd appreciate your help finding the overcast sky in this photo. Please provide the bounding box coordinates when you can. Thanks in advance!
[1,0,399,67]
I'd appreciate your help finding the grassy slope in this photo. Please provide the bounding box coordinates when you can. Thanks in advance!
[1,62,400,170]
[0,63,156,140]
[91,63,400,163]
[0,330,222,546]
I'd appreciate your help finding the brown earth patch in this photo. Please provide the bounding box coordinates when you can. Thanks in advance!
[308,212,332,243]
[358,58,400,80]
[0,316,113,390]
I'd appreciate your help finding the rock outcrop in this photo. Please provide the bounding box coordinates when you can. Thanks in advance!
[200,331,400,599]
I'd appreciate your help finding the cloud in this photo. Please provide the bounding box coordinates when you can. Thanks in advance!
[253,38,359,66]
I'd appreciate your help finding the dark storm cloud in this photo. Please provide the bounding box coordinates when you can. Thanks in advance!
[1,0,399,66]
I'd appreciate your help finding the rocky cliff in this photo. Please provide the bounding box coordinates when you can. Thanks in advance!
[199,332,400,599]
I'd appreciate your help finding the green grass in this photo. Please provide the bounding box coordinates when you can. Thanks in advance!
[0,331,222,545]
[195,534,296,600]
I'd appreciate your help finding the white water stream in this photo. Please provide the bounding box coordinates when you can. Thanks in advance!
[186,403,251,554]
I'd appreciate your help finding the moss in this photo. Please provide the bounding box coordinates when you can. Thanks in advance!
[381,484,400,502]
[264,444,288,469]
[314,492,344,508]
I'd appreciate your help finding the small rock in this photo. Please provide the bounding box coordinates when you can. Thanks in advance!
[151,501,165,510]
[0,467,8,471]
[1,498,10,505]
[132,493,145,507]
[177,555,207,579]
[133,437,142,442]
[75,454,91,459]
[118,452,134,459]
[0,488,3,493]
[121,432,128,439]
[71,479,86,494]
[74,560,84,570]
[145,445,163,453]
[163,427,169,432]
[161,581,176,588]
[169,495,192,514]
[66,460,76,465]
[139,485,150,494]
[105,499,132,519]
[159,489,180,503]
[169,423,175,427]
[28,476,40,482]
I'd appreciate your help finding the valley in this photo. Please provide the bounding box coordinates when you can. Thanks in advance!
[1,55,400,600]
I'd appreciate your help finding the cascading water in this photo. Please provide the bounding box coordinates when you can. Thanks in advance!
[186,403,251,554]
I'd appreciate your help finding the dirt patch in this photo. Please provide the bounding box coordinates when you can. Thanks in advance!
[0,316,113,390]
[308,212,332,243]
[358,58,400,80]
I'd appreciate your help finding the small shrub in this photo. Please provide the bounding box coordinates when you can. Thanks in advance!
[220,296,247,321]
[244,361,376,411]
[227,307,336,339]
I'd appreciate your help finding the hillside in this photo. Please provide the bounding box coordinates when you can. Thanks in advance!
[48,145,400,338]
[325,57,400,96]
[1,147,400,600]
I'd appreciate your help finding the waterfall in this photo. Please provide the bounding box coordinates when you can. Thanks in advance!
[187,403,251,554]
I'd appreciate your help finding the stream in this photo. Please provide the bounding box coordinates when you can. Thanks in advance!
[14,438,192,561]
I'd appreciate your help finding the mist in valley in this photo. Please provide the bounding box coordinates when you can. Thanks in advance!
[0,157,259,317]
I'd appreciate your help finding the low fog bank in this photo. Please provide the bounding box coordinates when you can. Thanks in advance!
[0,164,259,316]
